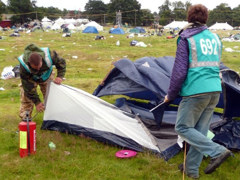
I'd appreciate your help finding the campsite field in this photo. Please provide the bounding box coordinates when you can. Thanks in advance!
[0,28,240,180]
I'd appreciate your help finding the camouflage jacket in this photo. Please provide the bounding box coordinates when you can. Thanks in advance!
[19,44,66,105]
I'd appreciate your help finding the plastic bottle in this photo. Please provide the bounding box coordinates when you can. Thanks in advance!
[48,141,56,150]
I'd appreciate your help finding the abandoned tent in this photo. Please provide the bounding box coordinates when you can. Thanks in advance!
[42,56,240,161]
[82,26,99,34]
[42,83,161,154]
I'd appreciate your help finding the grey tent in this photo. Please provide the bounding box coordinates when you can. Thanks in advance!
[42,82,161,154]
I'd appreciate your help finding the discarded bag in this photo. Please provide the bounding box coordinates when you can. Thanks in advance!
[1,66,15,79]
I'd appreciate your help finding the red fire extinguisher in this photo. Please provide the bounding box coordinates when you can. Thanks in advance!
[19,111,36,158]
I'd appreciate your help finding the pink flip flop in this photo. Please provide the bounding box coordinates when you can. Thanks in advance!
[115,150,137,158]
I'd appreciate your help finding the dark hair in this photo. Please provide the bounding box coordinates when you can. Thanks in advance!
[29,52,42,66]
[187,4,208,24]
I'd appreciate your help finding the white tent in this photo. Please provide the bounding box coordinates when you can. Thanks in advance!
[67,23,76,30]
[76,18,89,25]
[80,21,103,31]
[209,22,233,30]
[41,16,52,29]
[41,16,51,22]
[42,22,52,29]
[55,17,65,24]
[42,82,160,153]
[164,20,188,29]
[65,18,76,25]
[51,23,61,30]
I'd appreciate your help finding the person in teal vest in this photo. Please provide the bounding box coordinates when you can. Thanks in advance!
[18,43,66,120]
[164,4,232,179]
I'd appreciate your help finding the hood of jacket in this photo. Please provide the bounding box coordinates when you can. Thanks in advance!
[23,43,45,63]
[179,23,208,39]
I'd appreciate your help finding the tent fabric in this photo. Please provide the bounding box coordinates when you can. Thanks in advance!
[164,21,188,29]
[51,23,61,30]
[65,18,76,24]
[55,17,65,24]
[221,69,240,117]
[42,82,160,153]
[82,26,98,34]
[129,27,146,34]
[93,56,240,158]
[41,16,51,22]
[233,33,240,40]
[115,98,166,127]
[136,27,146,33]
[93,57,240,118]
[93,56,175,102]
[42,57,240,161]
[109,27,125,34]
[114,97,224,160]
[41,22,52,29]
[212,119,240,151]
[81,21,103,31]
[209,22,233,30]
[67,23,76,30]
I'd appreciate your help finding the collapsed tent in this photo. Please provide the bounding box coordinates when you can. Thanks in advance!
[93,57,174,102]
[42,83,160,154]
[93,56,240,159]
[42,57,240,161]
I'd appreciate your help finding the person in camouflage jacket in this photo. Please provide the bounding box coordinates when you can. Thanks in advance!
[18,43,66,120]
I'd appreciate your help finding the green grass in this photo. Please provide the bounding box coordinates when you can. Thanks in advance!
[0,28,240,180]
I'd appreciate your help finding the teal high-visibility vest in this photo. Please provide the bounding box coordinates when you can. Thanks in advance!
[180,29,222,96]
[18,47,53,81]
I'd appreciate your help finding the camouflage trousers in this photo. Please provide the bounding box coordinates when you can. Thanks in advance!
[19,73,54,120]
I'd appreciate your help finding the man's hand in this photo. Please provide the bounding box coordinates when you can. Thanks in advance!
[54,77,63,85]
[36,102,45,112]
[164,95,170,103]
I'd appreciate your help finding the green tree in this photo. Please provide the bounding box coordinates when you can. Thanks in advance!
[184,1,192,11]
[0,1,6,21]
[140,9,154,26]
[0,0,6,14]
[108,0,141,26]
[30,6,66,21]
[158,0,172,25]
[7,0,35,23]
[171,1,186,21]
[208,3,233,26]
[231,5,240,27]
[84,0,108,24]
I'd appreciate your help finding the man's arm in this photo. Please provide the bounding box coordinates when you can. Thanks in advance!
[51,50,66,78]
[50,50,66,84]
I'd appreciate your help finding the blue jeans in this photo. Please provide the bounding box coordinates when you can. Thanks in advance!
[175,93,227,176]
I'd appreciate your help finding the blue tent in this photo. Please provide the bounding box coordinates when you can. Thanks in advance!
[135,27,146,33]
[109,27,125,34]
[94,56,175,102]
[93,56,240,160]
[129,27,146,33]
[82,26,98,34]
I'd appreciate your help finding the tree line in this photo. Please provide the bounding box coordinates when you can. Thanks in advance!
[1,0,240,27]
